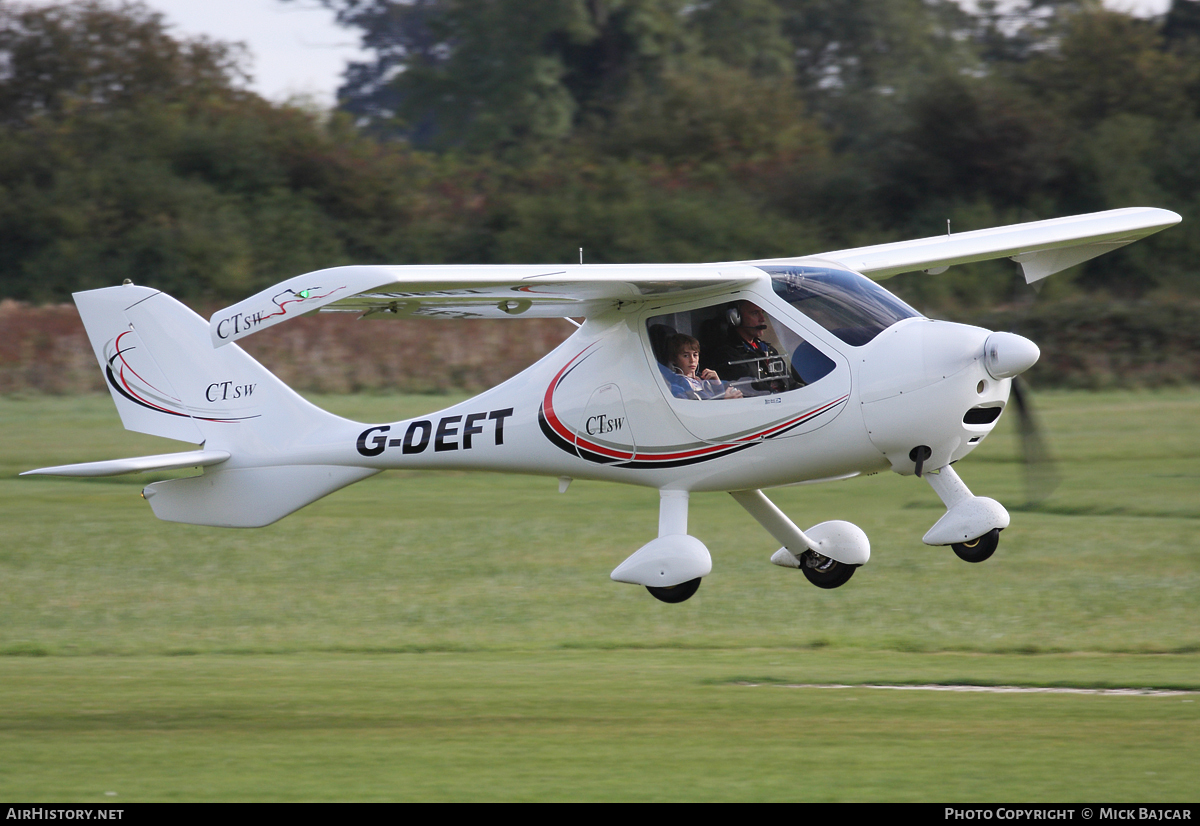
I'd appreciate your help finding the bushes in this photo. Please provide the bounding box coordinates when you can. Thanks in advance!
[0,299,575,395]
[5,295,1196,396]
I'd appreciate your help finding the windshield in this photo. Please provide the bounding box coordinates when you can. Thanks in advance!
[765,266,921,346]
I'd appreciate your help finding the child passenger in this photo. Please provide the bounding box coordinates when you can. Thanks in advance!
[666,334,743,400]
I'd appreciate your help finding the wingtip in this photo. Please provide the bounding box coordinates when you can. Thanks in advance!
[1127,206,1183,227]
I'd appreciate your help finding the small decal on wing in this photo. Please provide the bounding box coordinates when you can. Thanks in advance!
[213,285,346,341]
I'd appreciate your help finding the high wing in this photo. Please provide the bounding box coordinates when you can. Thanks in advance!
[210,264,760,347]
[745,207,1181,282]
[209,207,1180,346]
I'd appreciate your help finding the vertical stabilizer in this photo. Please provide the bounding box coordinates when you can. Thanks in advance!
[76,286,206,444]
[74,284,345,451]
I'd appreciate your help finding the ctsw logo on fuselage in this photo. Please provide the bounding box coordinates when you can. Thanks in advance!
[585,415,624,435]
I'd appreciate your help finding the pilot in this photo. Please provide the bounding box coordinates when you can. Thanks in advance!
[665,334,742,400]
[711,300,791,394]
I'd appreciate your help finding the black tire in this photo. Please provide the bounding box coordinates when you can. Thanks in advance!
[952,528,1000,563]
[646,577,702,603]
[799,551,858,589]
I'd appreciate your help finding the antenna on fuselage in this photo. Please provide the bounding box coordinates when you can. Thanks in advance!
[580,247,584,264]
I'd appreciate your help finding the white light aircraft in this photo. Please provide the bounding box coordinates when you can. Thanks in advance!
[24,208,1180,603]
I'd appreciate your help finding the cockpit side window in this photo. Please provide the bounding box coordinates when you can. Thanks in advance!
[765,266,921,346]
[647,299,835,400]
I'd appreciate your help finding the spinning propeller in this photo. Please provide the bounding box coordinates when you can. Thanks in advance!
[1009,370,1061,507]
[1000,281,1060,508]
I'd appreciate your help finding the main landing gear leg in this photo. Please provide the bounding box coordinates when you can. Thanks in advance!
[921,465,1009,562]
[610,490,711,603]
[728,490,869,590]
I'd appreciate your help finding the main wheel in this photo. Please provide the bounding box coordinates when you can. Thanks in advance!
[799,551,857,589]
[646,577,702,603]
[952,528,1000,563]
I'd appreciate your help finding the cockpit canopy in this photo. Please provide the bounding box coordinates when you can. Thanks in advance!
[764,265,921,346]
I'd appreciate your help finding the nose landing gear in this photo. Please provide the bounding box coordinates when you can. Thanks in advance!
[922,465,1010,563]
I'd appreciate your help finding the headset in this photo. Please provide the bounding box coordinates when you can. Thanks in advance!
[726,302,768,331]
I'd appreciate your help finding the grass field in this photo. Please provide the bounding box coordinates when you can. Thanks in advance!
[2,389,1198,801]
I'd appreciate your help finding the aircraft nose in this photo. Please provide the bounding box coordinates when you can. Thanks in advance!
[983,332,1040,379]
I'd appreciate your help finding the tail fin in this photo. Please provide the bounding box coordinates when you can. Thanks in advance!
[77,284,323,446]
[71,284,376,527]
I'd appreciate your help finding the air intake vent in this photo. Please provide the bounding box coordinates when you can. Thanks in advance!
[963,405,1003,425]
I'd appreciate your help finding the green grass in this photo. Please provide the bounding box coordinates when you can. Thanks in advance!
[1,651,1196,802]
[1,389,1198,800]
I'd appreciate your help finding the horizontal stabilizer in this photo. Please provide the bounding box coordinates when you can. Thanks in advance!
[22,450,231,478]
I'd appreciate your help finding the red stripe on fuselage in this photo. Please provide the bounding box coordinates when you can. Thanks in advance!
[540,346,848,465]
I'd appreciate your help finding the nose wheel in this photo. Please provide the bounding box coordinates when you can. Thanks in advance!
[646,577,702,603]
[952,528,1000,563]
[800,550,858,589]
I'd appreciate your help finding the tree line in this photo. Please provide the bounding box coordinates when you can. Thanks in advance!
[2,0,1199,315]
